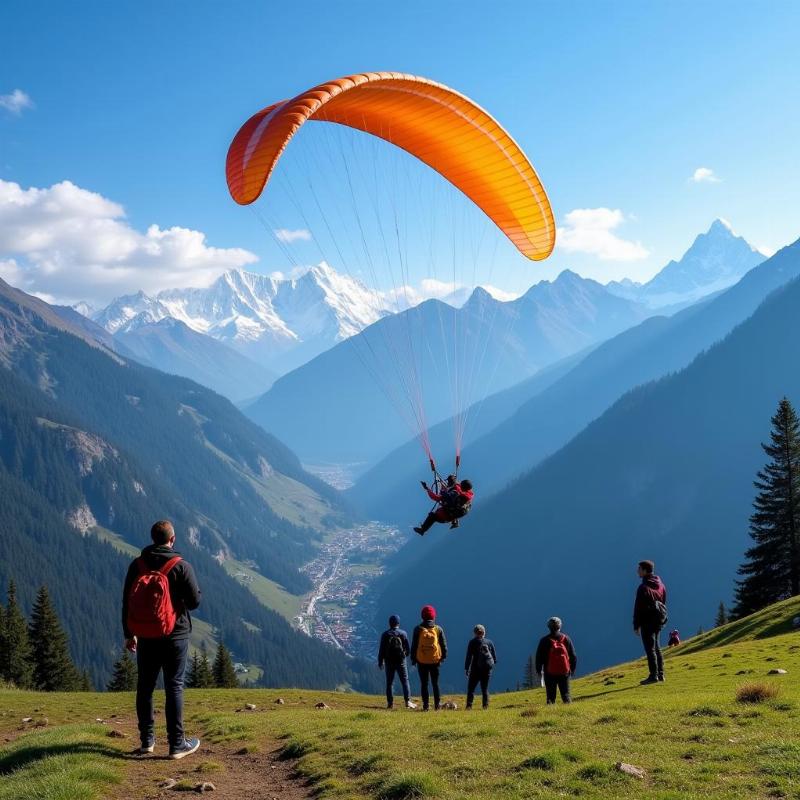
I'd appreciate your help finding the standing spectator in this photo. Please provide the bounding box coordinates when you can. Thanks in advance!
[377,614,413,709]
[535,617,577,705]
[123,520,201,759]
[633,560,668,684]
[410,605,447,711]
[464,624,497,709]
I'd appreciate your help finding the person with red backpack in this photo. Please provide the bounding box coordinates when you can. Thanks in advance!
[122,520,202,759]
[410,605,448,710]
[414,476,474,535]
[534,617,577,704]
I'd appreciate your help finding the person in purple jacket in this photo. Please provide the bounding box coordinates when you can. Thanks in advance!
[633,560,668,685]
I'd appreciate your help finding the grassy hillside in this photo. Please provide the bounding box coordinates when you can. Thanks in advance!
[3,599,800,799]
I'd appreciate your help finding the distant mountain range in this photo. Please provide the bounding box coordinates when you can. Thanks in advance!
[607,219,763,309]
[246,270,652,465]
[0,277,378,691]
[378,237,800,688]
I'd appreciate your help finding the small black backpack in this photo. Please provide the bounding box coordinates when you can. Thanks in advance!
[387,631,405,661]
[475,640,495,670]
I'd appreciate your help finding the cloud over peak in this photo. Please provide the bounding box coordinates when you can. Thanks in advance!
[556,208,650,261]
[690,167,721,184]
[0,179,257,304]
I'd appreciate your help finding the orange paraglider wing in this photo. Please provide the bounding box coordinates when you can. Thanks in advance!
[226,72,555,261]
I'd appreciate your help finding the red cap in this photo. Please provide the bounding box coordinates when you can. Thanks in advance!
[421,605,436,621]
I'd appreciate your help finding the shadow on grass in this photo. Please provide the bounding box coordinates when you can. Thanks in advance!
[0,741,133,775]
[574,685,639,701]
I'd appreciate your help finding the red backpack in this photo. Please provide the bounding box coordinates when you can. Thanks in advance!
[126,556,182,638]
[547,635,571,676]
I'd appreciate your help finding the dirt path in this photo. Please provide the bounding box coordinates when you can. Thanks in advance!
[107,716,312,800]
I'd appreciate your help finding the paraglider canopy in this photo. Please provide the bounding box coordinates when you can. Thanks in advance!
[226,72,555,261]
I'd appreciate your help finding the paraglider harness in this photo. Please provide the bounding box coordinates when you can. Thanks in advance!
[427,458,471,520]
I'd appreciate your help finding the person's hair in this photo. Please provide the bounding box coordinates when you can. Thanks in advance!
[460,479,473,491]
[474,624,486,636]
[547,616,562,632]
[151,520,175,545]
[446,474,456,484]
[638,560,655,574]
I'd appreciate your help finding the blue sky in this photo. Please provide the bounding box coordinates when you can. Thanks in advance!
[1,0,799,304]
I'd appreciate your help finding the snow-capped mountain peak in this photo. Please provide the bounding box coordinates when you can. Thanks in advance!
[92,264,386,374]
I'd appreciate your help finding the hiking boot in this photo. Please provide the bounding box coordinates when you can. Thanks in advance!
[386,703,393,710]
[639,676,659,685]
[450,520,460,529]
[169,737,200,760]
[414,527,425,536]
[133,739,155,756]
[657,674,665,682]
[465,704,473,710]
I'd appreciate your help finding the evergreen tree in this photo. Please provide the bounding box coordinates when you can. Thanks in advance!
[0,581,33,688]
[187,644,214,689]
[521,654,538,689]
[79,670,93,692]
[107,651,137,691]
[734,398,800,617]
[715,601,728,628]
[212,642,239,688]
[28,586,80,691]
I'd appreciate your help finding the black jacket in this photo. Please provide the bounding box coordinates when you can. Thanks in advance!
[410,621,448,665]
[378,627,410,667]
[122,544,201,640]
[464,636,497,673]
[535,633,577,676]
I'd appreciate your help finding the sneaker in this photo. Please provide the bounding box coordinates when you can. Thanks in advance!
[169,737,200,760]
[133,740,155,756]
[414,527,425,536]
[639,676,659,685]
[405,701,417,709]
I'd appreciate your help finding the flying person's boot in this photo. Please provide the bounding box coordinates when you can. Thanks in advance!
[449,519,460,529]
[414,513,437,536]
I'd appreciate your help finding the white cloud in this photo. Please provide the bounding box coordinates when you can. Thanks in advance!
[690,167,721,184]
[556,208,650,261]
[0,89,34,115]
[0,179,258,304]
[381,278,519,310]
[274,228,312,244]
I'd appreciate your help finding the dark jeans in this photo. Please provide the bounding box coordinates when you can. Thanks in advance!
[466,668,492,708]
[385,660,411,706]
[417,663,441,710]
[136,636,189,749]
[544,672,571,704]
[641,625,664,678]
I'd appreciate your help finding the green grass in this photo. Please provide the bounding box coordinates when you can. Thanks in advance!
[0,724,124,800]
[3,599,800,798]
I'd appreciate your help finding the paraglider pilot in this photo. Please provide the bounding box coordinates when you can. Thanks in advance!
[414,475,474,535]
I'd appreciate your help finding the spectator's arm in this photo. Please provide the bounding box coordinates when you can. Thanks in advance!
[535,638,547,675]
[438,626,448,660]
[121,562,136,638]
[567,636,577,674]
[180,562,202,610]
[410,627,419,665]
[377,632,387,667]
[490,642,497,665]
[402,633,411,658]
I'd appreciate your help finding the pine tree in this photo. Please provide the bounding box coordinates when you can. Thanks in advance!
[734,398,800,617]
[187,644,214,689]
[212,642,239,688]
[715,602,728,628]
[0,581,33,688]
[107,651,137,691]
[28,586,81,691]
[521,654,538,689]
[79,670,93,692]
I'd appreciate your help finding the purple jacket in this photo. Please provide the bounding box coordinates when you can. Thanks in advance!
[633,574,667,629]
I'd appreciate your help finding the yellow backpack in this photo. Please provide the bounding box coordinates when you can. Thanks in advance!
[417,625,442,664]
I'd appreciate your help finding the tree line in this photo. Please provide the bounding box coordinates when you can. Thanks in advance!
[0,581,91,691]
[107,641,242,691]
